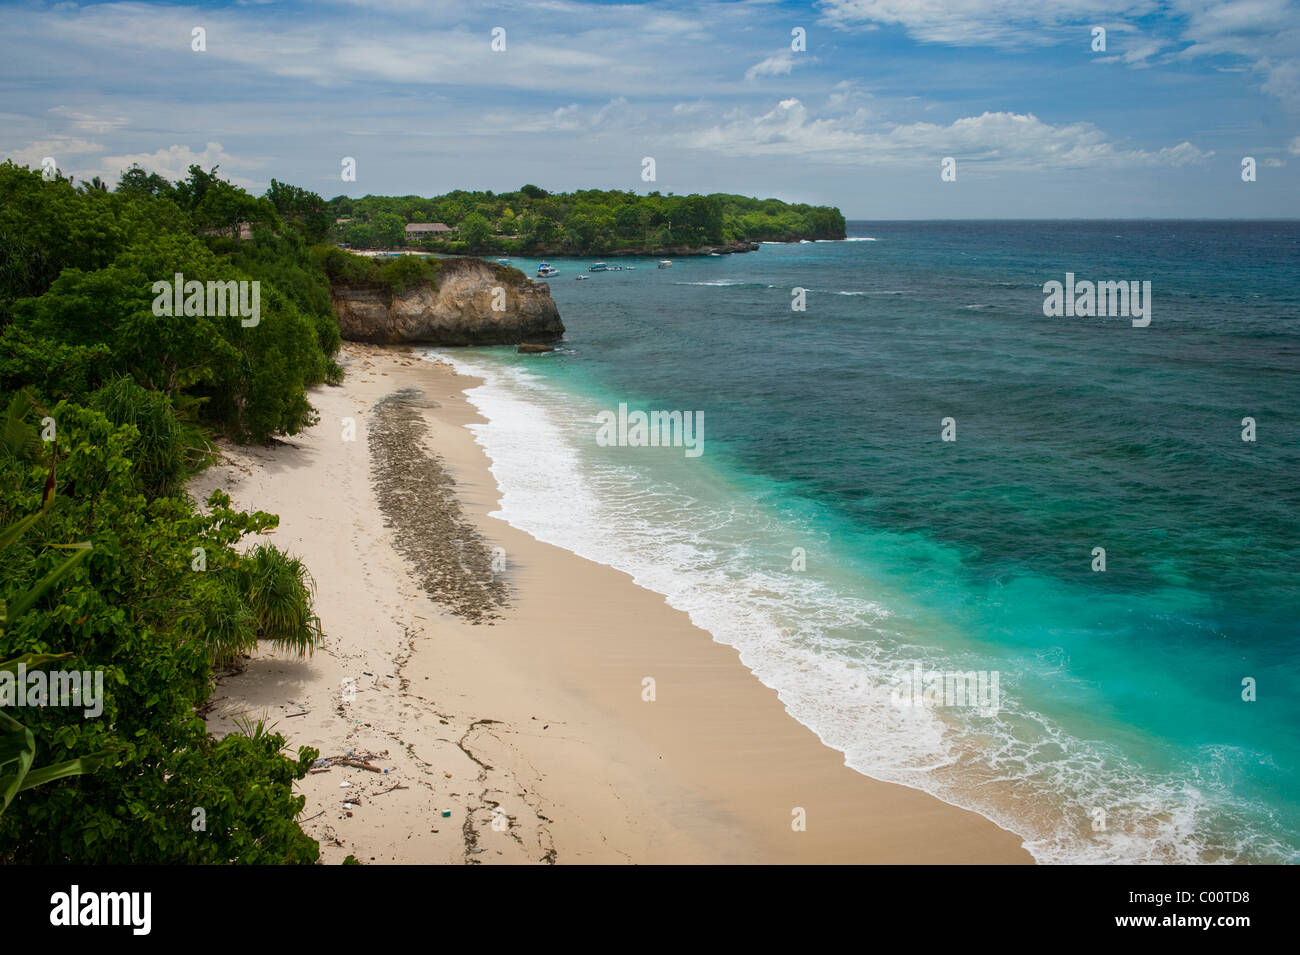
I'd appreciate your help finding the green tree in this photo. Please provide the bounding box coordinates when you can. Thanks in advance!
[458,212,491,250]
[115,164,176,200]
[373,212,405,248]
[264,179,331,243]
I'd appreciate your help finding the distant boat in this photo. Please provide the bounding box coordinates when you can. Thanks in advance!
[658,260,672,269]
[575,274,589,280]
[626,266,636,270]
[497,258,511,265]
[537,262,559,277]
[588,262,608,272]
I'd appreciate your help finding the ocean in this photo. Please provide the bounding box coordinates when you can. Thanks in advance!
[427,221,1300,864]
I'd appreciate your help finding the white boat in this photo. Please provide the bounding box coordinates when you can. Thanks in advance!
[537,262,559,277]
[658,260,672,269]
[575,274,589,280]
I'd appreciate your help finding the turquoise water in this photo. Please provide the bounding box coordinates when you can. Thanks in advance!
[431,222,1300,863]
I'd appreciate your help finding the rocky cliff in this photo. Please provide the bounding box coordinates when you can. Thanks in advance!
[331,257,564,346]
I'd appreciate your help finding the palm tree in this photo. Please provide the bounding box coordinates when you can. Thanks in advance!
[76,175,109,193]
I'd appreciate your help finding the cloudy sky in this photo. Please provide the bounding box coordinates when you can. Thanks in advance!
[1,0,1297,217]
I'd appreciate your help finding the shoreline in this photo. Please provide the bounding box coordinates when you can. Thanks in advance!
[339,238,850,260]
[194,342,1032,864]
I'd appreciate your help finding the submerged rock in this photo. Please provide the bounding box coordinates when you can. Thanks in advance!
[517,343,555,354]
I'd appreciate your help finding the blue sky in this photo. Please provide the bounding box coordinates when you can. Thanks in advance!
[1,0,1296,217]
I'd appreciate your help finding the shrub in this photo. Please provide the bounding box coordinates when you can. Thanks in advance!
[238,544,322,658]
[89,377,205,498]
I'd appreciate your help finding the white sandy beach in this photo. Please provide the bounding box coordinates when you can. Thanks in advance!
[193,342,1032,864]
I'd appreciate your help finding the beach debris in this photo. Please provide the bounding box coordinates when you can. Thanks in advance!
[315,753,386,773]
[441,809,452,818]
[339,759,382,772]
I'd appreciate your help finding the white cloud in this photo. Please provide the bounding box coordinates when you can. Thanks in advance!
[1096,36,1170,67]
[745,52,797,81]
[495,97,635,134]
[825,79,874,110]
[815,0,1152,47]
[48,106,129,133]
[817,0,1300,105]
[681,99,1214,169]
[643,12,711,38]
[1170,0,1300,105]
[672,99,711,115]
[1258,56,1300,102]
[23,1,705,96]
[685,98,869,156]
[93,142,261,189]
[1,137,103,171]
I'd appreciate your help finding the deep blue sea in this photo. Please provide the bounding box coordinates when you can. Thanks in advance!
[429,221,1300,863]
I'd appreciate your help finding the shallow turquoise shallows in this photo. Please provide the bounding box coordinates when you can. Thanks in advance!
[428,221,1299,863]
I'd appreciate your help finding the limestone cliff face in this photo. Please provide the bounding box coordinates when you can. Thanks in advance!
[331,258,564,345]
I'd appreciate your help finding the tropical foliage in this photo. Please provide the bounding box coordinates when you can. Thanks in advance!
[0,162,329,862]
[332,185,846,253]
[0,161,338,442]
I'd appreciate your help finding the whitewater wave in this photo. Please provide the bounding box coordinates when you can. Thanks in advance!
[422,350,1294,865]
